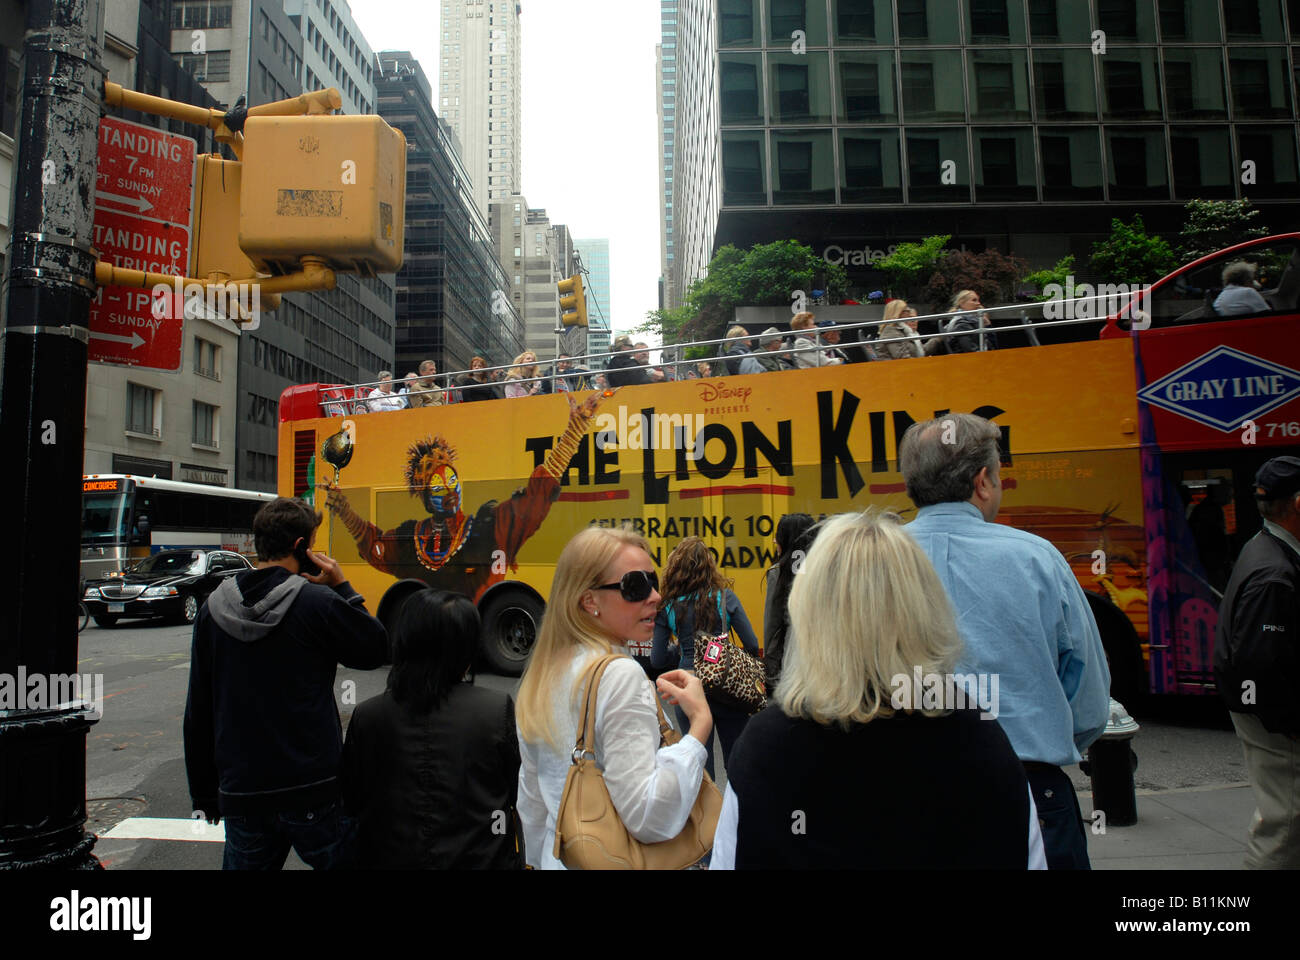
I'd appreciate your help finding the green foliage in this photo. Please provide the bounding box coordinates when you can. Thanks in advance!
[1178,199,1269,262]
[643,240,848,345]
[876,235,951,298]
[922,249,1028,307]
[1088,216,1179,285]
[1022,256,1077,302]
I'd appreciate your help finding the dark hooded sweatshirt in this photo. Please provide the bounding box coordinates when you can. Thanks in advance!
[184,566,388,817]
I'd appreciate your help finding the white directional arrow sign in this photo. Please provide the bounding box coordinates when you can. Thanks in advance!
[94,190,154,215]
[89,330,146,349]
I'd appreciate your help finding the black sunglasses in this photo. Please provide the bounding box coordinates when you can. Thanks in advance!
[593,570,659,603]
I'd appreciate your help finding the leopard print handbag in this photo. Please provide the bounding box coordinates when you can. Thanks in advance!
[693,633,768,715]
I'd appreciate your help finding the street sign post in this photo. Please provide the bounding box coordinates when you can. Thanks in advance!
[88,116,196,370]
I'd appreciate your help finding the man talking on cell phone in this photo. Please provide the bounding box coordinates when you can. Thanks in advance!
[184,497,388,870]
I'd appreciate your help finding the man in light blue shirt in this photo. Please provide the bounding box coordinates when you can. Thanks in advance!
[899,413,1110,869]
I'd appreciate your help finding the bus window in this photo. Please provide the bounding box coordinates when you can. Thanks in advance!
[130,494,154,545]
[1179,471,1236,595]
[82,492,129,543]
[1150,238,1300,327]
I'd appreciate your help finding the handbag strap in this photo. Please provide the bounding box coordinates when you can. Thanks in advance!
[573,654,673,762]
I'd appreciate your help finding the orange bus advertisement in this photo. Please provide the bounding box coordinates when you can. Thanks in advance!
[280,337,1149,678]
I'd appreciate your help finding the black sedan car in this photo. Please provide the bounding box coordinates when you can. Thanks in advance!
[83,549,253,627]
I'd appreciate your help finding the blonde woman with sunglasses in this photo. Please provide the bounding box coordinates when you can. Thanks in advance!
[515,527,713,869]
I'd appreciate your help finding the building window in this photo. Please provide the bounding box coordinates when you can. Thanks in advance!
[834,0,887,42]
[1236,126,1300,197]
[906,127,970,202]
[974,128,1036,202]
[194,338,220,380]
[720,55,762,123]
[193,402,218,448]
[126,384,161,437]
[1158,0,1224,41]
[968,0,1026,43]
[770,0,828,45]
[899,0,961,44]
[900,52,964,121]
[1230,49,1294,118]
[841,130,903,202]
[1028,0,1091,42]
[1033,50,1096,120]
[1102,51,1163,120]
[1039,128,1104,201]
[773,130,834,203]
[1106,128,1170,200]
[1163,49,1227,120]
[179,51,231,83]
[719,0,759,46]
[721,132,767,204]
[838,54,894,121]
[1170,127,1235,199]
[0,45,19,139]
[1097,0,1157,41]
[171,1,233,29]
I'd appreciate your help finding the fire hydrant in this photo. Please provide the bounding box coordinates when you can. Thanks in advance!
[1083,698,1140,827]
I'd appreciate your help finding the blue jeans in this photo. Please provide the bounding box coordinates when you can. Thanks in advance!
[1025,763,1091,870]
[222,799,356,870]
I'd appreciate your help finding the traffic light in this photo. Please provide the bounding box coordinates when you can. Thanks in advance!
[558,274,588,327]
[239,115,407,274]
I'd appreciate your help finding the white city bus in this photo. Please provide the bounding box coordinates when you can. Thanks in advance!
[80,474,277,580]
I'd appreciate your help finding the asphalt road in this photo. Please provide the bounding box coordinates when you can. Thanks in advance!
[78,617,1248,870]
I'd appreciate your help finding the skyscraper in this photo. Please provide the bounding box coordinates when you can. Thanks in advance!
[657,1,679,310]
[377,51,524,375]
[575,238,612,355]
[439,0,523,216]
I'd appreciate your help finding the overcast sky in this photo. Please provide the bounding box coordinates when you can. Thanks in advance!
[349,0,663,342]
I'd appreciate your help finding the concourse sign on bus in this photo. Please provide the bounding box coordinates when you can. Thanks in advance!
[87,116,196,370]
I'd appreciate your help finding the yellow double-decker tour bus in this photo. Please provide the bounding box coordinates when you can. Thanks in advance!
[278,235,1300,700]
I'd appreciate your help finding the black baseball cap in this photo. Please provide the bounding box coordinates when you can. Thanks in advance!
[1254,456,1300,500]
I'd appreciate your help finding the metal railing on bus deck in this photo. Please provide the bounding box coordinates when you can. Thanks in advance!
[319,291,1133,416]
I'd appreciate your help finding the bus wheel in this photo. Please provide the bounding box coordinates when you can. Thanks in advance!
[94,615,119,629]
[480,590,543,677]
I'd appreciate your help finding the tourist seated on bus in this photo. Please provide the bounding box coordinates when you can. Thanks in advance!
[504,352,545,398]
[790,312,845,369]
[636,343,668,382]
[739,328,794,374]
[456,356,501,403]
[341,588,523,869]
[366,372,406,412]
[875,301,924,360]
[926,290,999,356]
[710,509,1046,870]
[1213,262,1271,317]
[406,360,445,407]
[721,326,753,376]
[607,337,652,387]
[553,354,589,392]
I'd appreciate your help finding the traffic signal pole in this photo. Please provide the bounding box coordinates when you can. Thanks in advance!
[0,0,105,869]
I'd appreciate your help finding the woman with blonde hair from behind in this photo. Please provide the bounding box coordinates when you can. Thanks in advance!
[710,510,1046,869]
[515,527,713,869]
[875,300,924,360]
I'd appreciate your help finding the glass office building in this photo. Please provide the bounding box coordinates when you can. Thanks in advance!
[674,0,1300,294]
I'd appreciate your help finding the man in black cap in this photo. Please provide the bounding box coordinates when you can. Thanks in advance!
[1213,455,1300,869]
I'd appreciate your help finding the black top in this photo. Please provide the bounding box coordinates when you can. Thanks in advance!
[184,567,389,817]
[606,353,651,386]
[455,374,502,402]
[341,686,524,869]
[1214,526,1300,734]
[726,705,1030,869]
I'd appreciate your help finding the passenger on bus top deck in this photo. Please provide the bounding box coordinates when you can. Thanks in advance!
[1213,262,1271,317]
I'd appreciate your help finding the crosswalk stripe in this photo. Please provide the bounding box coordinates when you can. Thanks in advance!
[99,817,225,842]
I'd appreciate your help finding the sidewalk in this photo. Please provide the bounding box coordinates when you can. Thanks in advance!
[1079,783,1257,870]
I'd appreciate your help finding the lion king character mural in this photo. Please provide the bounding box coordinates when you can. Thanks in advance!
[323,391,607,602]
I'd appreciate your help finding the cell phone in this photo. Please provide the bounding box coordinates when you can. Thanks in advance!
[294,540,322,576]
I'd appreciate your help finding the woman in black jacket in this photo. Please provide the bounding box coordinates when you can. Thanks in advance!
[341,589,523,869]
[761,513,817,699]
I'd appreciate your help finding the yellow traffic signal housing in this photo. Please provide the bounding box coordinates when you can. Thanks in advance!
[193,155,261,282]
[238,115,406,275]
[558,274,588,327]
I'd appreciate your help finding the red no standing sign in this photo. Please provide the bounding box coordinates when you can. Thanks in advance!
[88,116,196,370]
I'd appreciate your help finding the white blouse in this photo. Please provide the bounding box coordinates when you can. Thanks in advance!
[517,648,708,870]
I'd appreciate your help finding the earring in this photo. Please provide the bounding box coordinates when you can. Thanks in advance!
[592,608,600,617]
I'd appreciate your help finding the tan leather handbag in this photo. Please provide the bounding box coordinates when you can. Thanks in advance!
[553,654,722,869]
